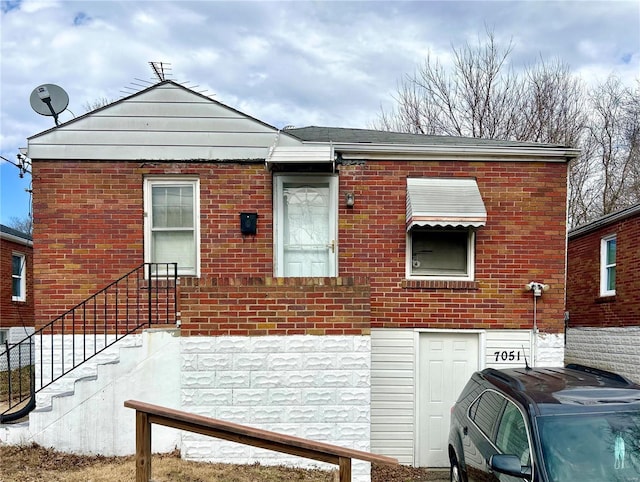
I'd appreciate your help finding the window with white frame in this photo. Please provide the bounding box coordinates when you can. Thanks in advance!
[408,227,475,279]
[144,178,200,276]
[12,253,26,302]
[600,235,616,296]
[405,178,485,281]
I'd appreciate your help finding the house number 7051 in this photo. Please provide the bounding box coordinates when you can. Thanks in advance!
[494,350,521,362]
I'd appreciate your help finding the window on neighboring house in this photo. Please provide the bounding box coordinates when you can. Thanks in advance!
[600,235,616,296]
[405,178,486,281]
[144,178,200,276]
[12,253,26,302]
[408,227,475,279]
[0,329,8,345]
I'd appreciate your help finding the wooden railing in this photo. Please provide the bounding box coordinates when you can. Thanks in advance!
[124,400,397,482]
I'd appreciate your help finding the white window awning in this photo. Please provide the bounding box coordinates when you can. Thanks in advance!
[406,178,487,230]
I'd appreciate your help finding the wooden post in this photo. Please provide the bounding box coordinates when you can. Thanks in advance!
[135,411,152,482]
[338,456,351,482]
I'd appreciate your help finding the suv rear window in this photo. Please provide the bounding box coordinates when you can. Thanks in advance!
[469,390,506,438]
[496,401,531,465]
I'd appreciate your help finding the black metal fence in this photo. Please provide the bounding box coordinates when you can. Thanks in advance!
[0,263,178,423]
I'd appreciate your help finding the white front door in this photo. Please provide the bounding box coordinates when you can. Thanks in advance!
[274,175,337,277]
[417,332,479,467]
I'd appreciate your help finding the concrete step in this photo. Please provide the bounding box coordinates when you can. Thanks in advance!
[25,328,181,455]
[34,335,143,411]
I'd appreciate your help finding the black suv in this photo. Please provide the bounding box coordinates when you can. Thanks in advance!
[448,364,640,481]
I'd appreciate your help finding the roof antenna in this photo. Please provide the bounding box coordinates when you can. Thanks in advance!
[149,61,171,81]
[522,345,531,371]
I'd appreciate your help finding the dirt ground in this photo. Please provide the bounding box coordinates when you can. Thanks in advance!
[0,443,449,482]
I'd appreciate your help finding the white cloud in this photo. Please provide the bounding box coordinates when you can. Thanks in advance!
[132,10,158,27]
[1,0,638,223]
[19,0,61,14]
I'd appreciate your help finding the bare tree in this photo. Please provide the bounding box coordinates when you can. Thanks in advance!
[7,215,33,236]
[515,59,586,146]
[375,31,522,139]
[580,77,640,218]
[568,142,599,228]
[374,31,639,227]
[374,31,585,145]
[82,97,113,113]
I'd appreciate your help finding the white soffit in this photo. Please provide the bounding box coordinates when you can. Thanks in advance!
[406,178,487,229]
[266,145,334,164]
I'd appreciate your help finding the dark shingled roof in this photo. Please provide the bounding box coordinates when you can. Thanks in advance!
[285,126,572,149]
[0,224,32,242]
[569,202,640,239]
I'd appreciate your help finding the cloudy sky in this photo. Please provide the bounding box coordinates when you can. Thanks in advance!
[1,0,638,226]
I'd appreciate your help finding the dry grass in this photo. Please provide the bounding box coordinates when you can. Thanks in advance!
[0,443,447,482]
[0,366,33,403]
[0,444,333,482]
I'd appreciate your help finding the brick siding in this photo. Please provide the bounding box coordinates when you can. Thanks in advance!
[32,158,568,336]
[566,211,640,326]
[1,237,34,328]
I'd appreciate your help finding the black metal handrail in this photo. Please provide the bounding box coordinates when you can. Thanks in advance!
[0,263,178,423]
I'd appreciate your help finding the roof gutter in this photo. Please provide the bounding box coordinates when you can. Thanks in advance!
[1,231,33,247]
[569,203,640,239]
[301,141,580,162]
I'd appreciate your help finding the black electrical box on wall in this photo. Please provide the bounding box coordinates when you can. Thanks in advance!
[240,212,258,235]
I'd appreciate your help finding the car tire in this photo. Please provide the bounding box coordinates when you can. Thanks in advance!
[450,454,464,482]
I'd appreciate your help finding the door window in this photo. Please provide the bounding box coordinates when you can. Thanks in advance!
[274,175,337,277]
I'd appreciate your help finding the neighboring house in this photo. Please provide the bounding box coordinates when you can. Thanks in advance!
[565,203,640,383]
[10,80,577,476]
[0,224,34,358]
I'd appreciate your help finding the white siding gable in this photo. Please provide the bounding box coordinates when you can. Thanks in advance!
[27,81,302,161]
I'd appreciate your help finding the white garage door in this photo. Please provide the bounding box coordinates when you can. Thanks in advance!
[416,332,479,467]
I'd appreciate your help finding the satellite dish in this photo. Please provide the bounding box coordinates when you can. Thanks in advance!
[30,84,70,126]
